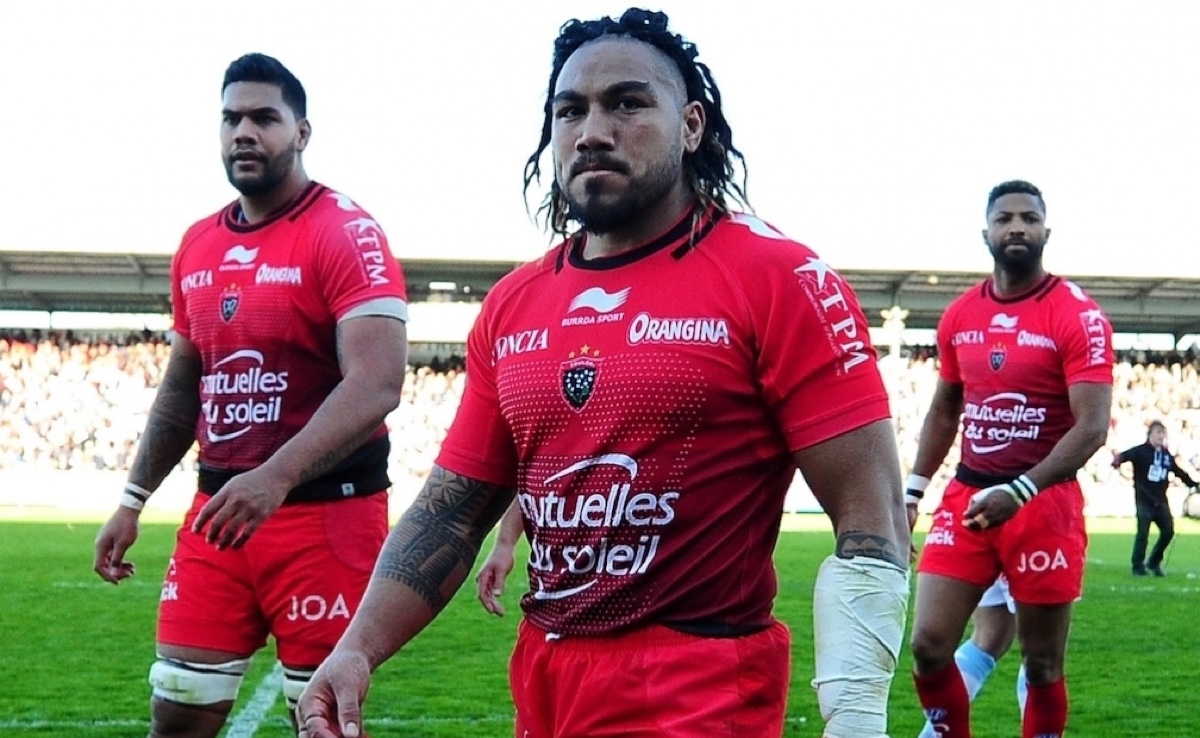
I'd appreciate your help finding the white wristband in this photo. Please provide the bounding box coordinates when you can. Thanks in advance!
[1008,474,1039,506]
[119,482,153,511]
[905,474,931,492]
[905,473,931,502]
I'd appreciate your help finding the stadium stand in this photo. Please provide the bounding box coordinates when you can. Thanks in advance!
[2,253,1200,517]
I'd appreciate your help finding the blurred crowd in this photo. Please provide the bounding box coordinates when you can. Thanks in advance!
[3,331,1199,508]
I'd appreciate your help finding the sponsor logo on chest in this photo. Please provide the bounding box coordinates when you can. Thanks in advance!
[180,269,213,294]
[626,312,730,347]
[989,312,1018,332]
[1017,330,1057,350]
[953,330,984,346]
[219,245,259,272]
[255,263,303,285]
[562,287,629,327]
[494,328,549,362]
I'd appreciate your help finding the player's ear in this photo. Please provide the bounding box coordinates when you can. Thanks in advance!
[681,100,705,154]
[1043,227,1051,243]
[296,118,312,152]
[980,228,988,245]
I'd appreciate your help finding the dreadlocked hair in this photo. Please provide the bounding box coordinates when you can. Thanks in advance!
[523,7,749,239]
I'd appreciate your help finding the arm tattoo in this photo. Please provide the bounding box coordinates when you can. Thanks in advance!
[836,530,907,569]
[293,424,376,486]
[374,466,515,612]
[130,353,202,490]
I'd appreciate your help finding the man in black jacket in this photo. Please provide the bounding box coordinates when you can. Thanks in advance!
[1113,420,1197,576]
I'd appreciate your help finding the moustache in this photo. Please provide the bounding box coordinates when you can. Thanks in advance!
[570,155,629,178]
[229,150,266,162]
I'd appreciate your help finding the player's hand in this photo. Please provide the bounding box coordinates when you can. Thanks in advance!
[476,543,516,616]
[192,466,291,550]
[93,506,140,584]
[296,650,372,738]
[962,483,1025,531]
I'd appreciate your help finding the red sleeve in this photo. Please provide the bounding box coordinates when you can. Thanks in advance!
[314,211,407,319]
[1052,288,1114,385]
[936,301,961,383]
[751,245,891,452]
[169,236,190,339]
[434,297,520,486]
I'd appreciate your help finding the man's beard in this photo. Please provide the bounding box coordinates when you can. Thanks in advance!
[563,157,681,235]
[224,145,296,197]
[989,240,1045,275]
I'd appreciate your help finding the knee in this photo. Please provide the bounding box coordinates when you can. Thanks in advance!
[1020,652,1064,685]
[150,696,231,737]
[910,627,957,674]
[147,656,247,737]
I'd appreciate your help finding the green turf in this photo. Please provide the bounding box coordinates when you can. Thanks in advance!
[2,517,1197,737]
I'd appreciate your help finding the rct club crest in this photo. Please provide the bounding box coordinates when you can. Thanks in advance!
[989,343,1006,371]
[220,284,241,323]
[562,345,602,411]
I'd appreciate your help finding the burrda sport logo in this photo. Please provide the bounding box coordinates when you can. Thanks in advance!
[562,286,629,327]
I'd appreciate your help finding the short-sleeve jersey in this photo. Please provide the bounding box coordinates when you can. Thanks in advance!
[436,208,892,635]
[171,182,408,472]
[936,275,1113,478]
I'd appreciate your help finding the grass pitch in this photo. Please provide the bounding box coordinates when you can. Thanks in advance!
[2,515,1197,737]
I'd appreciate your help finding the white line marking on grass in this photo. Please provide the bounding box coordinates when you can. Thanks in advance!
[0,719,148,729]
[226,662,283,738]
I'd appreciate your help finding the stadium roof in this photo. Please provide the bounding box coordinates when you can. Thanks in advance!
[2,250,1200,336]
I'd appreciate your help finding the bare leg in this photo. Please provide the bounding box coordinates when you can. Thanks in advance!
[911,574,987,674]
[969,604,1016,659]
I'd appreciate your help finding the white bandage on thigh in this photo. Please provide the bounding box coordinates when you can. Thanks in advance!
[148,656,250,705]
[811,554,910,738]
[281,665,316,709]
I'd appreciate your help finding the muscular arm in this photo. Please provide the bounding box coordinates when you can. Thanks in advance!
[260,316,407,487]
[491,498,525,549]
[794,418,909,569]
[1024,382,1112,489]
[910,379,964,478]
[334,465,515,670]
[127,335,203,490]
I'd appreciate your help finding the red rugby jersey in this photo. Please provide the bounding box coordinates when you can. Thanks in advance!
[171,182,407,472]
[437,207,892,635]
[936,275,1113,478]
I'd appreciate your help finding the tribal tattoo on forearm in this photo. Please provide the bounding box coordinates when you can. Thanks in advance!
[374,466,515,612]
[836,530,907,569]
[130,354,202,489]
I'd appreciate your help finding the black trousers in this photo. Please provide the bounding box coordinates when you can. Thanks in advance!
[1132,500,1175,568]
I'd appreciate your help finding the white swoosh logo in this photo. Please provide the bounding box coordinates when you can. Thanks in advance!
[206,426,253,443]
[569,287,630,314]
[531,578,597,601]
[970,442,1012,454]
